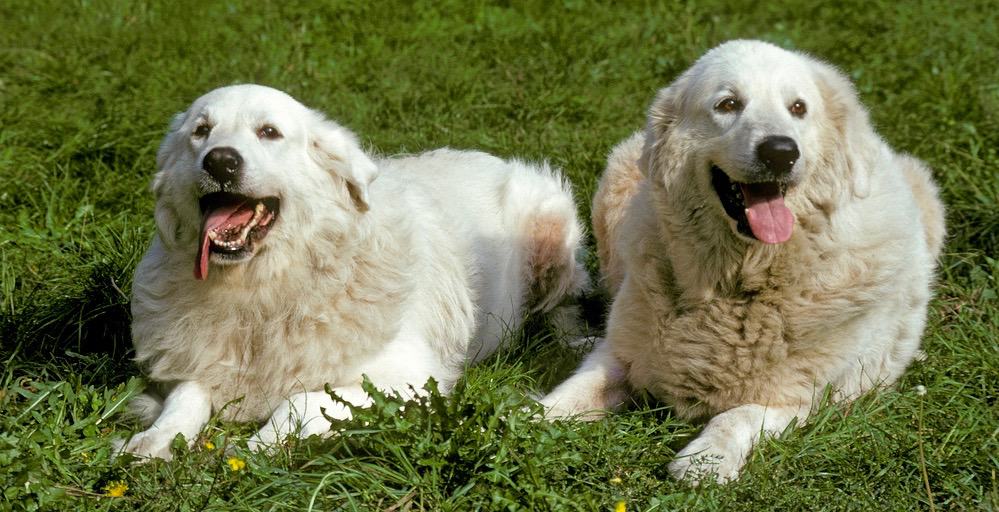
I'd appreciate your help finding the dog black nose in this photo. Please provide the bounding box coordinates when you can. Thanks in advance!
[756,136,800,175]
[202,147,243,187]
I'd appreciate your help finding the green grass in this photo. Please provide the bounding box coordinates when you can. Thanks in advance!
[1,0,997,510]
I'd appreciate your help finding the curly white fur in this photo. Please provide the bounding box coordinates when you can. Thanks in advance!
[121,84,587,459]
[542,40,945,484]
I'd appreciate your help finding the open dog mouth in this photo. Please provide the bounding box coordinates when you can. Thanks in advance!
[710,165,794,244]
[195,192,280,280]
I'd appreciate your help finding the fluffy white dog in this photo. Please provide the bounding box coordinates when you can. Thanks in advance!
[120,84,587,459]
[541,40,945,483]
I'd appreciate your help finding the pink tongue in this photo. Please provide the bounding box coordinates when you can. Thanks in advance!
[194,200,255,280]
[741,183,794,244]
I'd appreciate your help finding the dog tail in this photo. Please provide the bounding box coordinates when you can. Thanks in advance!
[504,161,589,313]
[592,132,646,294]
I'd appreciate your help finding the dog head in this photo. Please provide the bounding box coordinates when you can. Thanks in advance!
[152,84,377,280]
[642,40,875,244]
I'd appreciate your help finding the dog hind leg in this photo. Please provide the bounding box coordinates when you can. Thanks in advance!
[503,162,589,314]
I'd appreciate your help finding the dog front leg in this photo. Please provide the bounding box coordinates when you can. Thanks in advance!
[246,386,372,451]
[668,403,807,484]
[117,381,211,461]
[539,338,630,420]
[247,330,450,450]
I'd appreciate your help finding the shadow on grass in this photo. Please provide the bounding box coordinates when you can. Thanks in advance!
[2,261,136,385]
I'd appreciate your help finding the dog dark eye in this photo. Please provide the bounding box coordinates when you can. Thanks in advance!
[715,97,743,114]
[257,125,283,140]
[790,100,807,117]
[193,124,212,138]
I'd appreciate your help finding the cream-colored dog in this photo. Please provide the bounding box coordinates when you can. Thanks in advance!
[120,84,587,459]
[541,40,945,483]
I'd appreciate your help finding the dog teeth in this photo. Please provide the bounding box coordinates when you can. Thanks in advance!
[209,236,245,250]
[236,203,267,242]
[207,203,268,251]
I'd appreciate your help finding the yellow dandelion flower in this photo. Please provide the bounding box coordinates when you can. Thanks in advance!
[614,501,626,512]
[103,480,128,497]
[609,476,622,484]
[203,440,216,450]
[227,456,246,472]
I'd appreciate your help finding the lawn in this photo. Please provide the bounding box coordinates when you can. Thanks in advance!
[1,0,997,510]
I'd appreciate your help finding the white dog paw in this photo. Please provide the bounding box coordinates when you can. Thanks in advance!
[537,392,570,418]
[115,430,178,461]
[245,426,289,453]
[538,391,606,421]
[668,436,744,485]
[538,386,609,421]
[247,413,333,452]
[244,432,275,454]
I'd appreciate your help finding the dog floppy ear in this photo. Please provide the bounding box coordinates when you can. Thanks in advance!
[151,172,180,249]
[308,114,378,211]
[811,60,878,199]
[155,111,187,171]
[640,81,685,180]
[151,111,188,248]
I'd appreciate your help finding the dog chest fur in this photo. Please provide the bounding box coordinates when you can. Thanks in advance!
[609,145,936,419]
[130,209,436,421]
